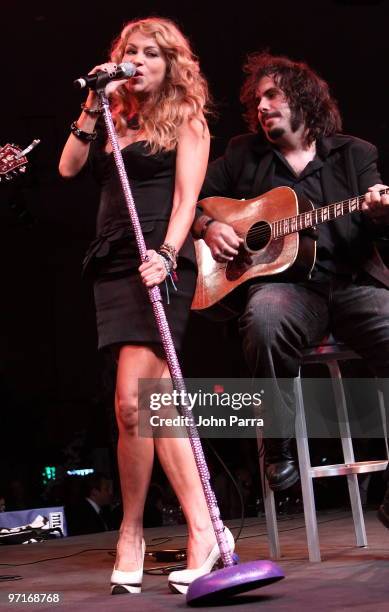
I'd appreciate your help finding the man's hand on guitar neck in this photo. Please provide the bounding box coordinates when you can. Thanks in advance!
[362,183,389,221]
[203,220,243,263]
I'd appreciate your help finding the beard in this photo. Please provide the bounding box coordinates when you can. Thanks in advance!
[262,108,303,142]
[268,126,285,141]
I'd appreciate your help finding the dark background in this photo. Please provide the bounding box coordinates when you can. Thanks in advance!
[1,0,388,508]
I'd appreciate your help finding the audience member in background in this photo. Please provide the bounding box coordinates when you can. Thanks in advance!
[65,472,113,535]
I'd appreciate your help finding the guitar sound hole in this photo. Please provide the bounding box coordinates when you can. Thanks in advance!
[246,221,271,252]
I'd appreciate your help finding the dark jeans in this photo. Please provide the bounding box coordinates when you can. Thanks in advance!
[239,272,389,438]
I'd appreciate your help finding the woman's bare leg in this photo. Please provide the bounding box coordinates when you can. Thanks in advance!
[114,344,165,571]
[115,351,218,571]
[155,366,216,569]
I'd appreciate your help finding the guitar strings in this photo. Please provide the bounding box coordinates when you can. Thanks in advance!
[243,188,388,242]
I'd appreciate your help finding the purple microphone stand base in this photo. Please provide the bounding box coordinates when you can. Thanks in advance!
[186,560,284,606]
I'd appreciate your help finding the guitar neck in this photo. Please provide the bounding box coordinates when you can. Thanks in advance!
[17,139,40,159]
[272,188,389,238]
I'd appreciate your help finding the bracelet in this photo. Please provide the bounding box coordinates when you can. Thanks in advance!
[70,121,97,142]
[158,243,177,270]
[158,254,173,274]
[81,102,103,116]
[200,217,216,239]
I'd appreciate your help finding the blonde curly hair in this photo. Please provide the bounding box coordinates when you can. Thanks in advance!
[109,17,210,153]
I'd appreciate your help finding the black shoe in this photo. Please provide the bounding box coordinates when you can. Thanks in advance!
[264,438,299,492]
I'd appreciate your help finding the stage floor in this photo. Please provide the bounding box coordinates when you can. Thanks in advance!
[0,510,388,611]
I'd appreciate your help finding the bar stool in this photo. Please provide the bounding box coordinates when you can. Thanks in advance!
[257,337,389,562]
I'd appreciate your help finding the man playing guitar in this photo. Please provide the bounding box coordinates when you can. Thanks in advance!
[193,53,389,492]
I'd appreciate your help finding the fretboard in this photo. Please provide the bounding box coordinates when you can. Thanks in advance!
[272,188,388,239]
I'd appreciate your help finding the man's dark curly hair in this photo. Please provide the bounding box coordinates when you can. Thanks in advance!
[240,52,342,145]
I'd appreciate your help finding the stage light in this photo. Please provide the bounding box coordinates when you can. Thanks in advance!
[66,468,94,476]
[42,466,56,485]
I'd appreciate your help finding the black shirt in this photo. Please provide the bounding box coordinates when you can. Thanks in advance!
[270,148,355,277]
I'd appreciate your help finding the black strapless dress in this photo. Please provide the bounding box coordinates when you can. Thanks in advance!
[83,138,197,351]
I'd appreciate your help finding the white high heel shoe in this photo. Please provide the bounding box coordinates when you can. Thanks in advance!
[110,538,145,595]
[168,527,235,595]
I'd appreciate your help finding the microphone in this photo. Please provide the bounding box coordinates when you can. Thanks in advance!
[74,62,137,90]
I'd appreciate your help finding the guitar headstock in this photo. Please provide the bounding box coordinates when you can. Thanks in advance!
[0,143,28,181]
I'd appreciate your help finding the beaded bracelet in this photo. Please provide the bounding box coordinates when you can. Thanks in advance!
[158,243,177,270]
[158,254,173,274]
[70,121,97,142]
[81,102,103,116]
[158,254,178,304]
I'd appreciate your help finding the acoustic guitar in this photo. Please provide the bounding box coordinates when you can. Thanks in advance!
[192,185,387,316]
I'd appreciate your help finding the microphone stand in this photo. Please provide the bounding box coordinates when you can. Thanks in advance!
[97,88,284,605]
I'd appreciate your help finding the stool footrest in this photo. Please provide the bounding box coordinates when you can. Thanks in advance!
[301,342,360,363]
[310,459,388,478]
